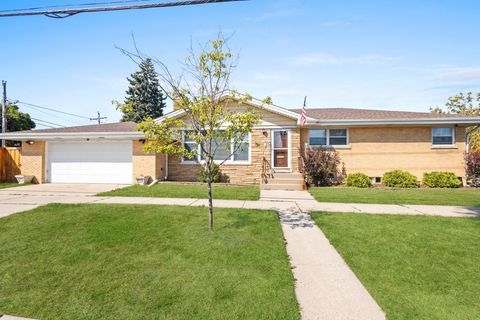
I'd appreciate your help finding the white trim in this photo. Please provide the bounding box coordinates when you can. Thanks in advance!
[180,130,252,166]
[306,117,480,126]
[308,128,349,147]
[0,131,144,141]
[155,93,302,123]
[271,129,292,171]
[431,126,455,147]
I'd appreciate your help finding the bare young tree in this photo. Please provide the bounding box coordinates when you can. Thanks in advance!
[118,33,270,230]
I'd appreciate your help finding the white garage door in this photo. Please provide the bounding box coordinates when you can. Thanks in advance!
[47,141,133,184]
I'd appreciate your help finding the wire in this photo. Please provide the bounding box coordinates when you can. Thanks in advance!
[0,0,157,13]
[14,100,90,120]
[0,0,246,18]
[31,118,64,127]
[35,123,57,129]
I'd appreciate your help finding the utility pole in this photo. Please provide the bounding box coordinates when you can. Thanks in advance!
[90,111,107,124]
[1,80,7,148]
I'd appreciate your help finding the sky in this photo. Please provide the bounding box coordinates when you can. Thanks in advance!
[1,0,479,128]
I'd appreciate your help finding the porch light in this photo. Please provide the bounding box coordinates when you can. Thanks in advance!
[26,140,34,145]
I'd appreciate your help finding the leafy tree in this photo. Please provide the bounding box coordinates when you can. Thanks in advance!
[431,91,480,151]
[115,58,166,123]
[1,104,36,147]
[120,34,269,230]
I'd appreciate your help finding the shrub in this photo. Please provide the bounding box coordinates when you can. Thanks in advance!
[382,170,418,188]
[346,173,372,188]
[199,163,222,183]
[302,147,345,186]
[466,150,480,186]
[423,172,462,188]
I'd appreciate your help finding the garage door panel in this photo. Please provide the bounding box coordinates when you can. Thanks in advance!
[48,141,133,184]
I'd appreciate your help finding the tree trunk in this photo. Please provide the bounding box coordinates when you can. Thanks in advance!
[206,163,214,231]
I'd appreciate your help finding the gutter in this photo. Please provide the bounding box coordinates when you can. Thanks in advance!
[307,117,480,127]
[0,131,145,141]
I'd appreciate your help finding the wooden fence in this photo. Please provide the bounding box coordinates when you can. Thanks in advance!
[0,147,21,182]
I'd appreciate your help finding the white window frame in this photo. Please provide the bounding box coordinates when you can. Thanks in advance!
[308,128,349,147]
[181,130,251,165]
[431,127,455,146]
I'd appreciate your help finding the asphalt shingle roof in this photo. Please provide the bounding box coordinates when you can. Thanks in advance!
[17,121,138,133]
[290,108,466,120]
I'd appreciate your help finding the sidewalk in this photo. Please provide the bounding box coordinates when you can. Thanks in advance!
[1,192,479,218]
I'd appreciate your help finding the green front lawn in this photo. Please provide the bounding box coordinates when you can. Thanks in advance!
[309,187,480,206]
[99,183,260,200]
[0,204,299,320]
[312,212,480,320]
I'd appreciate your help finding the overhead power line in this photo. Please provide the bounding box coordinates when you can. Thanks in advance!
[35,123,57,129]
[31,117,64,128]
[0,0,156,13]
[14,100,91,120]
[0,0,246,18]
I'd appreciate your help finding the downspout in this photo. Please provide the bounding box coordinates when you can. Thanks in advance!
[164,153,169,181]
[465,125,480,186]
[466,124,480,155]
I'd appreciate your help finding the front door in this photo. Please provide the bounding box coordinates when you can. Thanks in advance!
[272,130,290,169]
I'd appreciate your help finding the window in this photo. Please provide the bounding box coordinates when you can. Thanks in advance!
[308,129,348,146]
[182,130,250,163]
[183,131,197,161]
[309,129,327,146]
[233,133,249,161]
[432,127,454,145]
[329,129,348,145]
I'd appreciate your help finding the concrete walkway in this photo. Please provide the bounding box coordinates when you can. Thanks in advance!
[279,210,385,320]
[1,190,480,218]
[0,316,35,320]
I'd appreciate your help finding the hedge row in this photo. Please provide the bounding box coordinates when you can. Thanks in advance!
[345,170,462,188]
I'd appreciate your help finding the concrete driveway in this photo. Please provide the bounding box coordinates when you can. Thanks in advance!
[0,183,126,218]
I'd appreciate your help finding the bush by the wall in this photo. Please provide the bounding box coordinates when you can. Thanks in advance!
[382,170,418,188]
[346,173,372,188]
[302,147,344,186]
[199,163,222,183]
[423,172,462,188]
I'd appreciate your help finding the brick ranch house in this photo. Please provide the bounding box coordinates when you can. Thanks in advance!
[1,96,479,189]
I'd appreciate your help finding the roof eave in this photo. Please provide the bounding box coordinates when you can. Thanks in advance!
[306,117,480,126]
[155,93,301,123]
[0,131,145,141]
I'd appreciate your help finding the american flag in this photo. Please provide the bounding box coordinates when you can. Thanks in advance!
[300,96,307,127]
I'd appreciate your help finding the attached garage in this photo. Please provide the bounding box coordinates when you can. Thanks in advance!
[47,140,133,184]
[0,121,159,184]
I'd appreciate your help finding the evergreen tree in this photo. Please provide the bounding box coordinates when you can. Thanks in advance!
[119,58,166,122]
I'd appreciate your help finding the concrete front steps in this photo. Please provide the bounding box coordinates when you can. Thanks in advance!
[261,172,306,191]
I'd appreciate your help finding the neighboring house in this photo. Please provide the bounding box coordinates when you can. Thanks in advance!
[1,95,479,189]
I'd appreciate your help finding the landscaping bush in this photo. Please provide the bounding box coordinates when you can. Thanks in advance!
[302,147,345,186]
[465,150,480,187]
[382,170,418,188]
[423,171,462,188]
[346,173,372,188]
[199,163,222,183]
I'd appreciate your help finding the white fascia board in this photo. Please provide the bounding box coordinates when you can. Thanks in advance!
[0,131,145,141]
[155,109,185,123]
[306,117,480,126]
[154,93,301,122]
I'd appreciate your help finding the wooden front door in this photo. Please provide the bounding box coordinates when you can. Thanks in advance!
[272,130,289,168]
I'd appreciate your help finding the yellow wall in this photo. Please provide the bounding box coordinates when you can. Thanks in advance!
[20,141,46,183]
[300,126,468,182]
